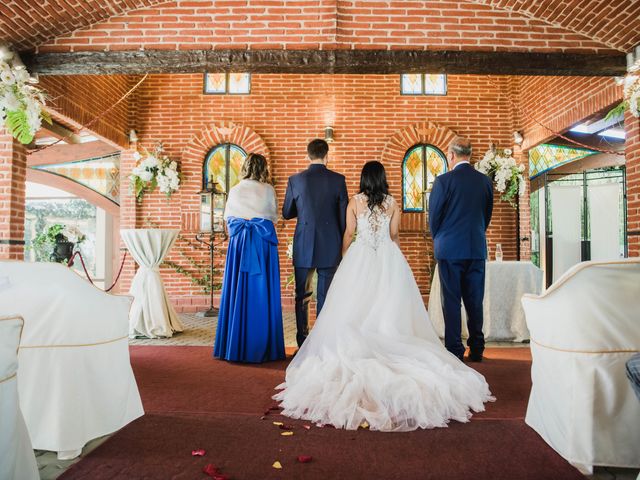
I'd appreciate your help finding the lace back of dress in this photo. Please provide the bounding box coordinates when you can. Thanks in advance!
[355,193,393,249]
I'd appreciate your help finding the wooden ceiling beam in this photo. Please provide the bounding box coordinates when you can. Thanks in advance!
[23,49,627,76]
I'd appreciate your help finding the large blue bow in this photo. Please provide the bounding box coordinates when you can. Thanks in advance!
[227,217,278,275]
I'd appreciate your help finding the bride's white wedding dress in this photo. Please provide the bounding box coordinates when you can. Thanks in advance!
[274,194,494,432]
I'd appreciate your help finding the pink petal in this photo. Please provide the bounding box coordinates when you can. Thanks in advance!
[297,455,313,463]
[202,464,219,477]
[192,449,206,457]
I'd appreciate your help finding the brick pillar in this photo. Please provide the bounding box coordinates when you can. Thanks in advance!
[625,111,640,257]
[116,147,139,292]
[0,130,26,260]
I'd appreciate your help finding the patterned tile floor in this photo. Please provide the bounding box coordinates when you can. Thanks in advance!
[128,312,299,347]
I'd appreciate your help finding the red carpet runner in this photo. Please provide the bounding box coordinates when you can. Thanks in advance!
[60,346,584,480]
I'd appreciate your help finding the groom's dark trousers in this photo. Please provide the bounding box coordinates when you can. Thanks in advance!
[428,162,493,360]
[283,163,348,347]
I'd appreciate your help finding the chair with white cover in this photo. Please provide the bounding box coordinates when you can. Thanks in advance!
[0,261,144,460]
[0,315,39,480]
[521,259,640,474]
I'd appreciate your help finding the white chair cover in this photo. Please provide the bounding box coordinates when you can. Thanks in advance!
[522,259,640,474]
[0,261,144,457]
[0,315,39,480]
[120,229,183,338]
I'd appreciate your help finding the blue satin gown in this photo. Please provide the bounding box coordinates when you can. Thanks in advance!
[214,217,286,363]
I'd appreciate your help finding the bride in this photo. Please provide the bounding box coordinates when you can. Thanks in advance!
[274,161,494,432]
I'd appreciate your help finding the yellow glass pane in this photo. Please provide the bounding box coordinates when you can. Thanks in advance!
[424,74,447,95]
[228,145,246,189]
[403,147,424,210]
[426,146,446,190]
[205,73,226,93]
[228,73,250,94]
[401,74,423,95]
[206,146,227,191]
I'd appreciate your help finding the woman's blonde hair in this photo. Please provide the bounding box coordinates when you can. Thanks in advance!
[241,153,270,183]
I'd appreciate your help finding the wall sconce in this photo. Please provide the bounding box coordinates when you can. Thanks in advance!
[129,129,139,143]
[513,131,524,146]
[324,126,334,144]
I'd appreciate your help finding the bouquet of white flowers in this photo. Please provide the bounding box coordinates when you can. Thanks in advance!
[623,75,640,119]
[130,144,182,201]
[0,47,50,144]
[475,146,526,207]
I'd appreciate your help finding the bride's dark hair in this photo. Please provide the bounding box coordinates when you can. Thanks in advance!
[359,161,389,211]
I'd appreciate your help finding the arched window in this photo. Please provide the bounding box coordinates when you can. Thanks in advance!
[402,144,447,212]
[203,143,247,193]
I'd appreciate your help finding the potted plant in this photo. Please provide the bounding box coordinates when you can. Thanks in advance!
[31,224,86,264]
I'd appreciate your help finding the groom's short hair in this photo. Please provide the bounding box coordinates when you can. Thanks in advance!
[307,139,329,160]
[450,136,472,158]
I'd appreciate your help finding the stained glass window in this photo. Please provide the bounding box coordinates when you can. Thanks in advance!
[203,143,248,193]
[402,144,447,212]
[401,74,447,95]
[32,154,120,204]
[528,144,597,179]
[204,73,251,94]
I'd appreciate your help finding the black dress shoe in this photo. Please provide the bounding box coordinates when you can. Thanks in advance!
[467,351,483,362]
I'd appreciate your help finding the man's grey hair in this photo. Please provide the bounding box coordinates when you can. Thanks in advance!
[450,137,472,157]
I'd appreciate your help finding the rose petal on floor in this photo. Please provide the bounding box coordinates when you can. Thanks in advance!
[297,455,312,463]
[272,461,282,469]
[191,449,206,456]
[281,431,294,436]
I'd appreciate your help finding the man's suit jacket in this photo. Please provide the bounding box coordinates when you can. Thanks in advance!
[282,164,348,268]
[428,162,493,260]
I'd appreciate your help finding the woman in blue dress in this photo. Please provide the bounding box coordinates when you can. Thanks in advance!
[214,153,286,363]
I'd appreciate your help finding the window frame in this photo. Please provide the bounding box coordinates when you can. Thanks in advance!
[400,73,448,96]
[203,72,252,95]
[401,144,448,213]
[203,143,248,193]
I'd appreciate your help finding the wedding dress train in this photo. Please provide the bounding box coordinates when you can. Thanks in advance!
[274,194,494,432]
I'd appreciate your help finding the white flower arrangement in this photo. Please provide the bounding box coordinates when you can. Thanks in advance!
[0,46,50,144]
[475,146,526,207]
[130,144,181,202]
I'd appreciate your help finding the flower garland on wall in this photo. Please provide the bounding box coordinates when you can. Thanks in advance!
[0,46,50,144]
[130,144,182,202]
[475,146,526,207]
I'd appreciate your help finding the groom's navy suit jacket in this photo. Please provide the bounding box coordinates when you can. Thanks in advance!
[428,162,493,260]
[282,164,348,268]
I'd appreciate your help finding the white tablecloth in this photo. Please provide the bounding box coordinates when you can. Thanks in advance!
[121,229,183,338]
[428,261,543,341]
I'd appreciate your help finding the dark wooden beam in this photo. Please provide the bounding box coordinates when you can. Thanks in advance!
[23,49,626,76]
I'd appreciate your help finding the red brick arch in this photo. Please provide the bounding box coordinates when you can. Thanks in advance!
[382,122,458,232]
[180,122,270,231]
[381,122,458,166]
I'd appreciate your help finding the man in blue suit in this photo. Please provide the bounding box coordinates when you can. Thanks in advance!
[429,137,493,362]
[283,139,349,347]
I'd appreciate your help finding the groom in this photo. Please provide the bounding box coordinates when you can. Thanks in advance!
[429,137,493,362]
[283,139,349,347]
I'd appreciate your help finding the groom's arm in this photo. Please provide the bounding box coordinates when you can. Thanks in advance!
[338,177,349,235]
[282,178,297,220]
[428,176,445,237]
[484,178,494,229]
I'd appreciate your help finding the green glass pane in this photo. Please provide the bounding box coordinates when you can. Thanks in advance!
[33,154,120,204]
[206,145,227,191]
[403,146,424,211]
[426,146,446,189]
[528,144,596,178]
[228,145,246,190]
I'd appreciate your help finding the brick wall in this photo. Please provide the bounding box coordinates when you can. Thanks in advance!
[0,131,27,260]
[516,76,622,150]
[37,0,617,54]
[116,73,522,308]
[625,112,640,257]
[39,75,134,147]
